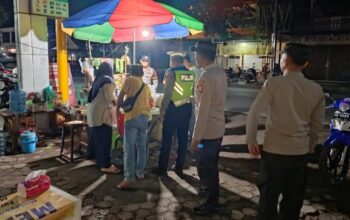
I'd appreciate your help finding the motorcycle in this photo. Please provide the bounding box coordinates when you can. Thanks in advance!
[239,68,257,83]
[319,93,350,184]
[226,68,239,83]
[0,73,16,109]
[272,64,282,77]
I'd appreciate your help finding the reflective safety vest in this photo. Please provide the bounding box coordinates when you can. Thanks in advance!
[171,70,195,107]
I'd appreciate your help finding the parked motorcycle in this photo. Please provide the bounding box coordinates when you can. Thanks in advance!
[226,68,239,83]
[319,93,350,184]
[0,73,16,109]
[272,64,282,77]
[239,68,257,83]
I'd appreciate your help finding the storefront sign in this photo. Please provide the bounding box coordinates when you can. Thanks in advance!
[218,42,271,56]
[31,0,69,18]
[0,186,81,220]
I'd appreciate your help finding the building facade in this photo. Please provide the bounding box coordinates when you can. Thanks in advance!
[258,0,350,81]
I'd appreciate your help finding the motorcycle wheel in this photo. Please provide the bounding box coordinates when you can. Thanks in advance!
[239,76,246,83]
[232,76,239,82]
[319,145,350,185]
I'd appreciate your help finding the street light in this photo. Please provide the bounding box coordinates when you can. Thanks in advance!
[133,28,150,64]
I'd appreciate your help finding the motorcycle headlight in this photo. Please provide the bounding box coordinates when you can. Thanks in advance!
[339,103,350,112]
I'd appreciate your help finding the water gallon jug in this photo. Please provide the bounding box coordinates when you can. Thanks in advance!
[20,131,37,153]
[9,84,27,113]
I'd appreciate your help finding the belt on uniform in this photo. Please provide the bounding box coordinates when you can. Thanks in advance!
[173,98,192,107]
[202,137,223,142]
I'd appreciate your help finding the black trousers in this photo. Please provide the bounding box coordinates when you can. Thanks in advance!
[87,124,112,168]
[197,138,222,204]
[258,151,308,220]
[158,102,192,172]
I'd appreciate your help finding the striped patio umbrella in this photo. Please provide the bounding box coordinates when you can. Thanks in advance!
[62,0,204,43]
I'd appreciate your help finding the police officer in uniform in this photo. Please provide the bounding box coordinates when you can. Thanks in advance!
[152,54,194,177]
[191,42,227,215]
[140,55,158,95]
[246,43,325,220]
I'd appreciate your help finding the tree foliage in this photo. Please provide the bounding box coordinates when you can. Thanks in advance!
[157,0,262,40]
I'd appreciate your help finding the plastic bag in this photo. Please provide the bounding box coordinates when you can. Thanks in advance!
[154,94,164,108]
[111,128,124,166]
[150,120,162,142]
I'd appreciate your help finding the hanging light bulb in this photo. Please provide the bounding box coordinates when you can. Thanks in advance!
[142,28,150,37]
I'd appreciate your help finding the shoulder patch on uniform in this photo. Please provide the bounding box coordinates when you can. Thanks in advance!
[197,79,205,94]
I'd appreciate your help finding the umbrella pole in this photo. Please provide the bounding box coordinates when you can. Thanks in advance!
[88,39,92,60]
[87,39,92,88]
[133,28,136,64]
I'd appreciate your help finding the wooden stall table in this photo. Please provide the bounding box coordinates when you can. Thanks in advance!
[0,111,21,152]
[0,110,57,153]
[0,186,81,220]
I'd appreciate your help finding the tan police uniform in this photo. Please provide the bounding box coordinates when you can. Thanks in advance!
[193,63,227,206]
[245,71,325,219]
[193,64,227,141]
[246,71,325,155]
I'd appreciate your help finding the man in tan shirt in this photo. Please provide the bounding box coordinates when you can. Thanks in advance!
[246,43,325,220]
[191,41,227,215]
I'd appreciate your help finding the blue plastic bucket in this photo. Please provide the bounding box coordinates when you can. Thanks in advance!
[20,131,37,153]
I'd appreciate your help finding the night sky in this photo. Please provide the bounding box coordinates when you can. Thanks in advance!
[1,0,348,32]
[0,0,251,28]
[0,0,14,28]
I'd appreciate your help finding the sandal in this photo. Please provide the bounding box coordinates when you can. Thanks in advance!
[116,180,131,190]
[101,165,121,174]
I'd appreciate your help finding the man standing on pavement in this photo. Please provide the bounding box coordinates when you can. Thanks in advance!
[191,42,227,215]
[152,54,194,177]
[183,55,202,141]
[246,43,325,220]
[140,55,158,95]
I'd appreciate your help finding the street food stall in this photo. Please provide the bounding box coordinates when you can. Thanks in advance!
[0,0,204,158]
[55,0,204,161]
[0,1,202,219]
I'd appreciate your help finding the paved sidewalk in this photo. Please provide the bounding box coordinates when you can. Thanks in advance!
[0,112,349,220]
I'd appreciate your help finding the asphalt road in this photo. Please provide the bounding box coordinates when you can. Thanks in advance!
[225,86,258,113]
[225,83,335,124]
